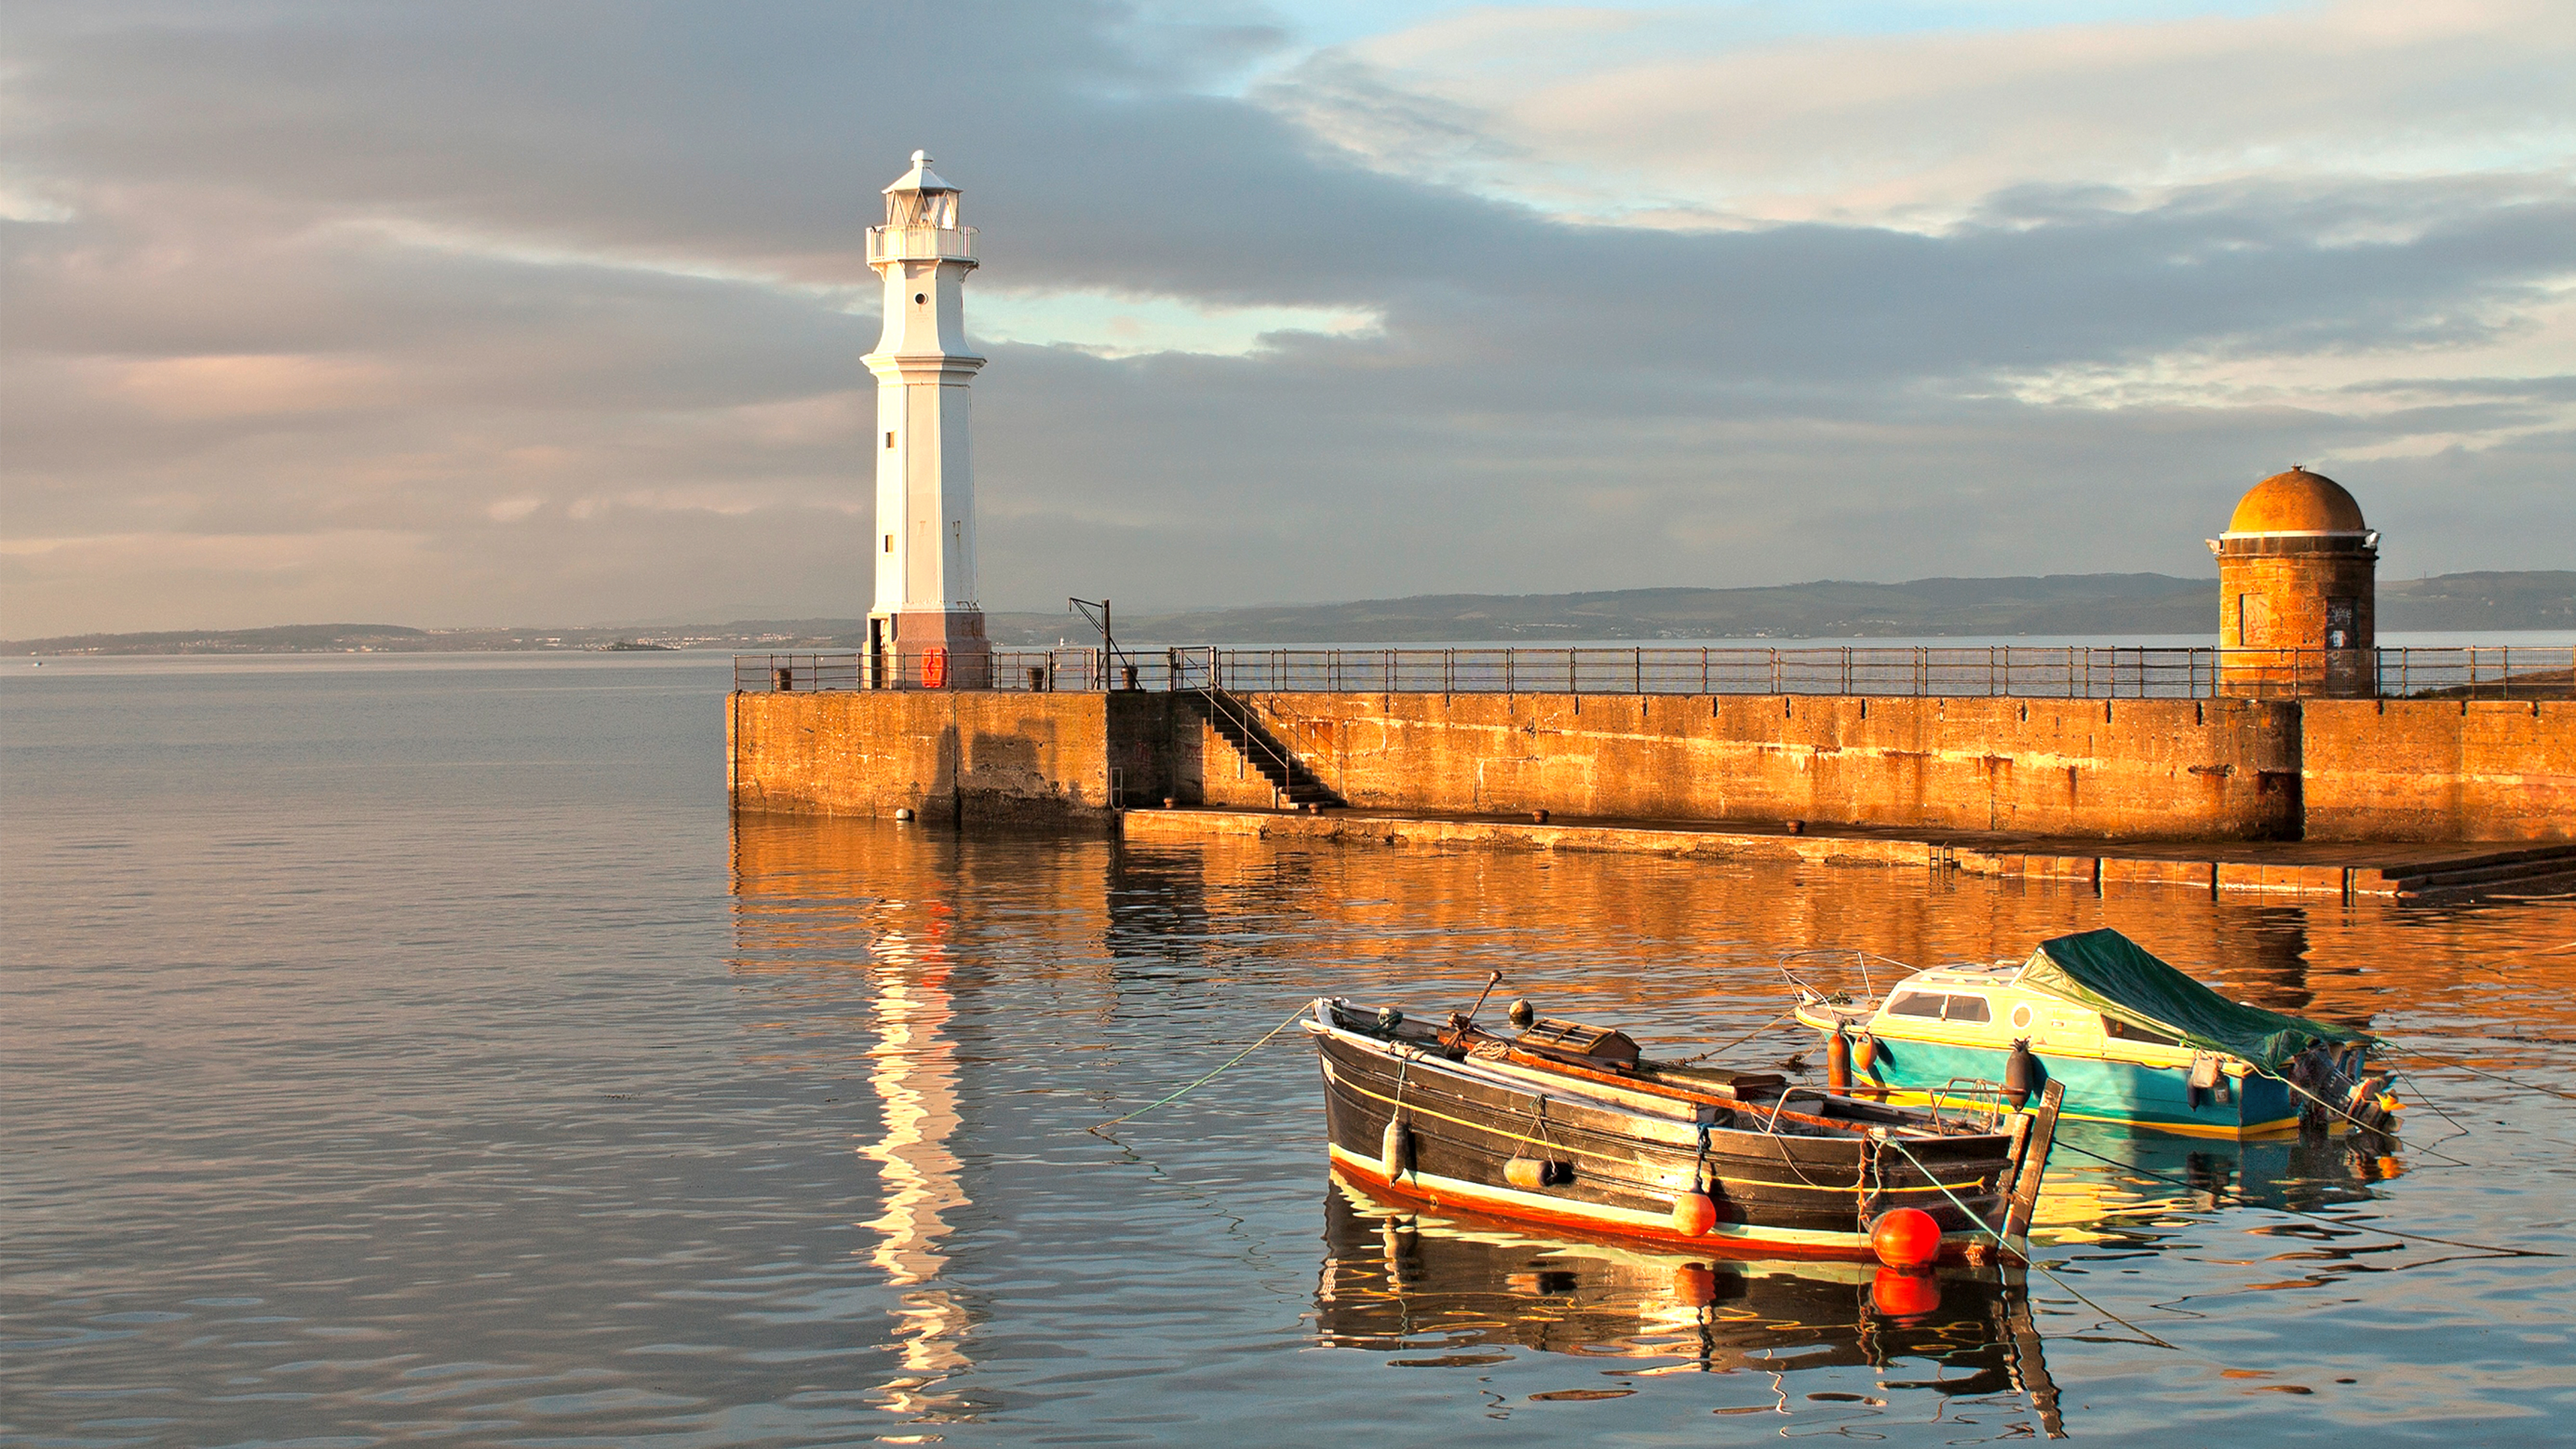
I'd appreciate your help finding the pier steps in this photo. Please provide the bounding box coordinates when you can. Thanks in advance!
[1185,689,1346,808]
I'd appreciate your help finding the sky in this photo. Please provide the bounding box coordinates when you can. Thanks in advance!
[3,0,2571,635]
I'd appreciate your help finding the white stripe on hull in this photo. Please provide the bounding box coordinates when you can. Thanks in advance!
[1324,1144,1999,1256]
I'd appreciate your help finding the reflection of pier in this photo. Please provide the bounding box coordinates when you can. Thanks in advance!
[1317,1177,2063,1436]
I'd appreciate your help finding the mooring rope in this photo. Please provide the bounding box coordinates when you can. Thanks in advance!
[2042,1137,2553,1258]
[1662,1008,1800,1067]
[1088,1003,1313,1134]
[2389,1071,2477,1151]
[1879,1136,2178,1351]
[2385,1045,2576,1101]
[2253,1067,2475,1167]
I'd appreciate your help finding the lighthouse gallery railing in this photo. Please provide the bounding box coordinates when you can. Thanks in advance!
[736,644,2572,700]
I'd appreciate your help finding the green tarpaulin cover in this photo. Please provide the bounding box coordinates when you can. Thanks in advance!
[2021,928,2371,1073]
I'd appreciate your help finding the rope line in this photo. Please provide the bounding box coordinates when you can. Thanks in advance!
[2254,1067,2475,1168]
[2390,1071,2477,1152]
[2043,1138,2552,1258]
[1880,1136,2178,1352]
[2385,1045,2576,1101]
[1662,1008,1800,1067]
[1088,1004,1312,1134]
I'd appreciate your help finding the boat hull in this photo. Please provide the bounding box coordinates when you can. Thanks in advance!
[1311,1022,2018,1262]
[1796,1012,2298,1138]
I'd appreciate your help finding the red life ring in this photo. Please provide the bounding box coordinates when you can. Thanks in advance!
[920,647,949,688]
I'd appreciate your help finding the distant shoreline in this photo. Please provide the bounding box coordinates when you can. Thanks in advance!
[10,570,2568,656]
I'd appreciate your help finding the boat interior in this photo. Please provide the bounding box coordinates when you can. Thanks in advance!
[1318,996,2013,1141]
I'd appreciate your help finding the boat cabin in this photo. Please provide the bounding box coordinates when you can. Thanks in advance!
[1859,961,2214,1074]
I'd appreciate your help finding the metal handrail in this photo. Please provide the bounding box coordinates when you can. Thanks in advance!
[1193,685,1307,799]
[731,644,2575,700]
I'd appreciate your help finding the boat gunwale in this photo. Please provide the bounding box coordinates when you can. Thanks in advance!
[1307,1013,2017,1169]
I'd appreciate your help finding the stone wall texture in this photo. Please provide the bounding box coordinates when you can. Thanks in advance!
[2301,700,2573,841]
[1200,693,2302,840]
[731,690,2565,843]
[728,689,1172,827]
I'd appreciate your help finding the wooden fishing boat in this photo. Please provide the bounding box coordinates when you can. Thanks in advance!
[1305,994,2060,1264]
[1788,929,2391,1140]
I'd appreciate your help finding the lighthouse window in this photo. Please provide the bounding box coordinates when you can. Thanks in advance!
[885,431,895,448]
[883,535,893,553]
[914,292,926,304]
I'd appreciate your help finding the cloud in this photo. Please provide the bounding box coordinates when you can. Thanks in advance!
[1269,0,2576,229]
[0,0,2569,637]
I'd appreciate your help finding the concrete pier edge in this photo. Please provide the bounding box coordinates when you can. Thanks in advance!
[1116,804,2576,902]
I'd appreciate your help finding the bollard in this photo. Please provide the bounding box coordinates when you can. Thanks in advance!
[773,667,794,692]
[1121,665,1140,690]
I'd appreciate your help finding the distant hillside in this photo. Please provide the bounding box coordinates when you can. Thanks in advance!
[1079,574,2216,645]
[2381,572,2576,631]
[7,623,433,654]
[10,571,2567,654]
[1061,570,2573,644]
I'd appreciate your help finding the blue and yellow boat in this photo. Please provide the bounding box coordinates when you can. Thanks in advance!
[1790,929,2387,1140]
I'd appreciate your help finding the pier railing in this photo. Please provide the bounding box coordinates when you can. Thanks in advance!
[735,645,2574,700]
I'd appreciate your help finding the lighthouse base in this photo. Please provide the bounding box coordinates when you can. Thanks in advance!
[867,608,993,690]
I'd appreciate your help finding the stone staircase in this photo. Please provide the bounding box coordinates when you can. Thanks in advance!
[2382,845,2576,900]
[1185,689,1346,808]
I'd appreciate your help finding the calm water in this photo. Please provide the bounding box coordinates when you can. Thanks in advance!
[5,655,2573,1447]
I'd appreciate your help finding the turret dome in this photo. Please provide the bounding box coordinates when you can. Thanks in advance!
[2226,466,2366,535]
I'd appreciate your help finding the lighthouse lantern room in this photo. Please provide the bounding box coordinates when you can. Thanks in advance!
[865,151,990,689]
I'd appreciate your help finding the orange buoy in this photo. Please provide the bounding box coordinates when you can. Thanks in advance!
[1870,1208,1941,1269]
[1671,1190,1717,1237]
[1870,1265,1942,1319]
[1671,1263,1717,1307]
[1854,1032,1878,1073]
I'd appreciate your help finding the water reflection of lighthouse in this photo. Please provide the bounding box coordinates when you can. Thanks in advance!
[859,914,972,1413]
[729,812,981,1417]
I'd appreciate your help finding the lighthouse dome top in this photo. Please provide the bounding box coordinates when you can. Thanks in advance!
[2224,466,2367,536]
[883,150,959,195]
[873,150,970,249]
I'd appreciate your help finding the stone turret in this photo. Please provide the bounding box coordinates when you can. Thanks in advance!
[2210,466,2378,698]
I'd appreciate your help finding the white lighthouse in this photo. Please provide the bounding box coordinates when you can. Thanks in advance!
[865,151,989,689]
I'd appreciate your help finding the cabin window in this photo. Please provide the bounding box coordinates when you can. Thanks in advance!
[1888,991,1990,1023]
[2102,1015,2179,1046]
